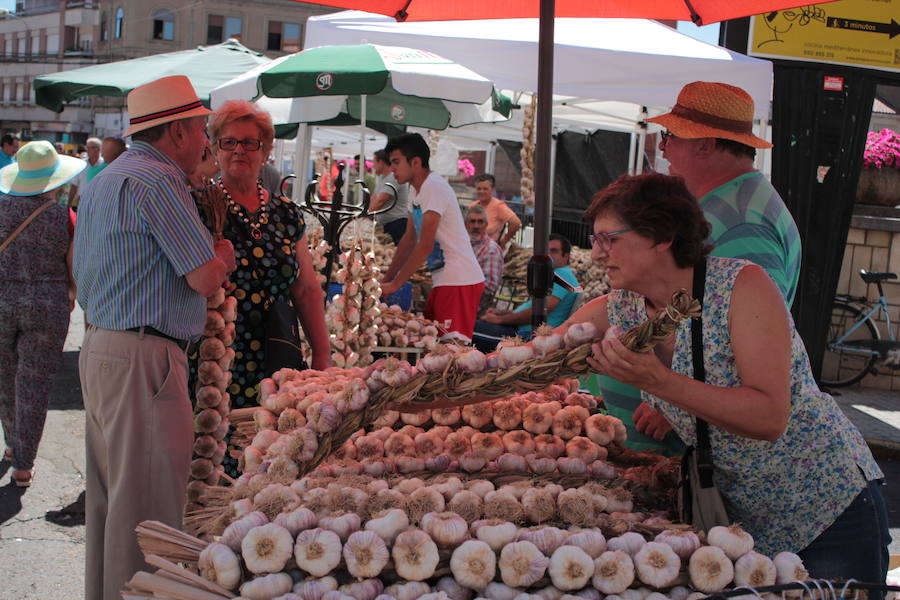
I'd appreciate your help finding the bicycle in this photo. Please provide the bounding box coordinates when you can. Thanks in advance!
[820,269,899,387]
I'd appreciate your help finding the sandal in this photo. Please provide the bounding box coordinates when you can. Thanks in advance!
[12,469,33,488]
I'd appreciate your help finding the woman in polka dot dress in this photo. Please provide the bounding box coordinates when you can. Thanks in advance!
[196,100,330,478]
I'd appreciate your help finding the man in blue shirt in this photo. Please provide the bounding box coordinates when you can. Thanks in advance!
[0,134,20,170]
[473,233,582,352]
[74,76,235,600]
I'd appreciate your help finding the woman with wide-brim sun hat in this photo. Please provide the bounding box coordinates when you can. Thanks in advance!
[0,140,83,487]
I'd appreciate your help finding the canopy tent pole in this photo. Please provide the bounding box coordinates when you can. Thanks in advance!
[359,94,367,200]
[627,132,637,176]
[528,0,555,330]
[292,124,312,204]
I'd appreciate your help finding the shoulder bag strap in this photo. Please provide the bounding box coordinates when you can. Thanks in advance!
[0,198,57,254]
[691,258,716,488]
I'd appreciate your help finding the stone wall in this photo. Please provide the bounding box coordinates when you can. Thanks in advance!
[835,205,900,390]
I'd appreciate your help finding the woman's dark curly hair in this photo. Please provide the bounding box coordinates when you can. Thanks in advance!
[584,173,712,268]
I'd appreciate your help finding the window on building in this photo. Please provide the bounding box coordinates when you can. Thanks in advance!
[114,7,124,40]
[152,9,174,40]
[208,14,241,44]
[100,12,108,42]
[267,21,301,52]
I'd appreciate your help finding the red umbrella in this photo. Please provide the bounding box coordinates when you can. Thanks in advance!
[287,1,829,25]
[290,0,833,325]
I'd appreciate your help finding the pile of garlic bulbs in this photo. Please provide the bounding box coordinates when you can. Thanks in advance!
[568,247,610,304]
[373,303,445,350]
[178,483,810,600]
[520,95,536,208]
[309,237,331,289]
[186,286,238,506]
[327,244,382,368]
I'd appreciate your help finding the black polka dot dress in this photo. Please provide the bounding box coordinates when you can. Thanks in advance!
[190,181,306,478]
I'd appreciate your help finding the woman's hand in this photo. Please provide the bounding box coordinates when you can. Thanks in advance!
[380,279,400,297]
[587,337,669,392]
[633,401,673,440]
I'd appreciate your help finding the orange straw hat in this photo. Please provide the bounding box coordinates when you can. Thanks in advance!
[647,81,772,149]
[124,75,213,137]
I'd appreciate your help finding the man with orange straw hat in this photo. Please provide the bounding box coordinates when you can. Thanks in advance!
[74,75,236,600]
[596,81,802,457]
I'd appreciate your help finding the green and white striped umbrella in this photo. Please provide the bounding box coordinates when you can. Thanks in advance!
[211,43,511,133]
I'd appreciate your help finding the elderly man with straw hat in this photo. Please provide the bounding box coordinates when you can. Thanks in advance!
[74,75,236,600]
[595,81,803,458]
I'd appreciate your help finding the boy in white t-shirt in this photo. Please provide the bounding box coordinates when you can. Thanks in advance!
[380,133,485,339]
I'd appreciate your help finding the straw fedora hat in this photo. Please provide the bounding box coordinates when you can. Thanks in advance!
[647,81,772,149]
[0,140,85,197]
[124,75,213,137]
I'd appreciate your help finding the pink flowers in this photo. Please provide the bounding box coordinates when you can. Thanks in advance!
[457,158,476,177]
[863,129,900,169]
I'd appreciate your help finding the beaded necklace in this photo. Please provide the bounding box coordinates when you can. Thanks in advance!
[219,179,269,240]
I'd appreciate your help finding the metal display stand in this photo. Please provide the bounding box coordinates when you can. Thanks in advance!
[282,161,396,292]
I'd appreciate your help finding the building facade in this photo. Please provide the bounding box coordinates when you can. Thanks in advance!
[0,0,335,146]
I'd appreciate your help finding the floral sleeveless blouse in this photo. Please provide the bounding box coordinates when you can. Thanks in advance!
[606,256,882,556]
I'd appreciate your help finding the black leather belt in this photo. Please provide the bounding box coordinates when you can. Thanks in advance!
[127,326,191,352]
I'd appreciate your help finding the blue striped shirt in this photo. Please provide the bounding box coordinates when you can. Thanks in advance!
[73,141,214,339]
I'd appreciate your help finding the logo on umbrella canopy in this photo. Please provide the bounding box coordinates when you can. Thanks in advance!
[391,104,406,121]
[315,72,333,91]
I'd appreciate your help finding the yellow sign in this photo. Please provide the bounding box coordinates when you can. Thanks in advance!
[749,0,899,73]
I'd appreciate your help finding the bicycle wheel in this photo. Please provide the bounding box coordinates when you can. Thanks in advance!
[819,301,880,387]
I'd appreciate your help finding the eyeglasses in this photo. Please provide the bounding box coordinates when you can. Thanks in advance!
[589,228,632,251]
[217,137,262,151]
[660,130,677,147]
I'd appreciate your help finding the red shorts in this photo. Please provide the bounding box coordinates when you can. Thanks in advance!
[424,282,485,339]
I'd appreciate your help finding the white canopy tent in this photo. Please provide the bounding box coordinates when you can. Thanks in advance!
[304,11,773,122]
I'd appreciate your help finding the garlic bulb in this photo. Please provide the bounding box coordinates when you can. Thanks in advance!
[436,576,474,600]
[522,488,557,524]
[274,507,319,537]
[707,524,754,560]
[523,404,553,435]
[198,542,241,590]
[433,407,462,425]
[456,348,487,373]
[320,512,361,541]
[503,431,536,456]
[584,414,616,446]
[606,532,646,557]
[552,406,588,439]
[564,322,598,347]
[365,508,409,543]
[392,528,440,581]
[466,479,495,498]
[591,551,635,594]
[668,586,691,600]
[421,511,470,547]
[484,583,524,600]
[472,432,505,460]
[633,542,681,589]
[563,530,607,558]
[293,577,339,600]
[294,528,343,577]
[497,337,535,368]
[241,572,293,600]
[556,489,598,528]
[445,432,473,457]
[733,551,776,588]
[474,519,518,552]
[653,530,701,560]
[688,546,734,593]
[499,540,549,588]
[565,437,602,463]
[407,487,446,524]
[534,586,564,600]
[221,511,269,552]
[385,582,431,600]
[548,546,595,591]
[241,523,294,574]
[568,589,601,600]
[773,552,809,585]
[483,491,526,524]
[448,490,484,524]
[343,530,390,579]
[451,539,498,591]
[462,402,494,429]
[532,325,565,356]
[492,401,523,430]
[534,434,566,458]
[340,579,384,600]
[520,526,568,556]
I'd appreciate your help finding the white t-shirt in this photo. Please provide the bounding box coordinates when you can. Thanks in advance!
[412,172,485,288]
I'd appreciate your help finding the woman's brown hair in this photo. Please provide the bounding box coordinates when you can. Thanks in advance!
[584,172,712,268]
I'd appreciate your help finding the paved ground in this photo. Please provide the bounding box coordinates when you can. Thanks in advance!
[0,308,898,599]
